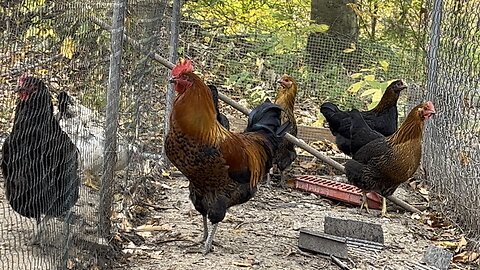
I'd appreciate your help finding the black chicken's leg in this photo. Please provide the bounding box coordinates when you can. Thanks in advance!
[202,215,208,242]
[279,169,289,188]
[359,191,370,213]
[203,223,218,254]
[31,215,49,247]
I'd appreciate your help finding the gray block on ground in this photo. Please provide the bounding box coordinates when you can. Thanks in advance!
[298,229,348,259]
[324,216,384,244]
[421,246,453,270]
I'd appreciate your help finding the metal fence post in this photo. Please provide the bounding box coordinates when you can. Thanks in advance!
[426,0,443,98]
[100,0,127,237]
[161,0,181,164]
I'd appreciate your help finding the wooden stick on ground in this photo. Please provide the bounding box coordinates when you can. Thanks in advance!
[91,17,421,214]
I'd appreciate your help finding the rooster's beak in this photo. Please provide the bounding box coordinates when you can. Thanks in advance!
[14,86,25,93]
[169,77,176,83]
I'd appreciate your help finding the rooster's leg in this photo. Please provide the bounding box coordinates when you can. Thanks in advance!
[203,223,218,255]
[202,215,208,242]
[359,191,370,214]
[381,197,390,217]
[265,168,273,186]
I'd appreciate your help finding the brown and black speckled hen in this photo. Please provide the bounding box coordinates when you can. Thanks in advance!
[345,101,436,216]
[165,59,291,254]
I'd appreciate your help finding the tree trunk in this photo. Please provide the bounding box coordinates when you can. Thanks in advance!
[307,0,359,70]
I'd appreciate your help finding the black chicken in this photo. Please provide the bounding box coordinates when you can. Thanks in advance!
[1,75,80,245]
[320,80,407,155]
[208,84,230,130]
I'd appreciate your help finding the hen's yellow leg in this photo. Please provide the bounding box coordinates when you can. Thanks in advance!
[381,197,390,217]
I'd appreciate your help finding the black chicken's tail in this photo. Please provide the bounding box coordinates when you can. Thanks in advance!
[208,84,220,109]
[208,84,230,130]
[349,109,383,155]
[246,99,292,151]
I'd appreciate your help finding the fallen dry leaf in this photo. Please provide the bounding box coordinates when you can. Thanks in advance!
[135,224,172,232]
[411,213,421,220]
[453,251,480,263]
[455,236,468,253]
[426,213,451,228]
[232,259,254,268]
[66,259,75,269]
[459,151,470,166]
[438,240,458,249]
[418,187,429,195]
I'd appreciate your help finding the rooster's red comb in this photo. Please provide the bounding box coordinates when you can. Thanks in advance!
[172,58,194,77]
[18,73,28,86]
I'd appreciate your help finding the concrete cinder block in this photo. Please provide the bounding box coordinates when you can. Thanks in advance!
[422,246,453,270]
[324,216,384,244]
[298,229,348,259]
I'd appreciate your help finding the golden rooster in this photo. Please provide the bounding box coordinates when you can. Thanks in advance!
[165,59,291,254]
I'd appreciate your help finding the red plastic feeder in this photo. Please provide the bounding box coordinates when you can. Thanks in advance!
[295,175,382,209]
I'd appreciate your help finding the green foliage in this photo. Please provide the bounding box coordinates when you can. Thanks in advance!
[183,0,328,53]
[348,0,426,49]
[347,60,397,110]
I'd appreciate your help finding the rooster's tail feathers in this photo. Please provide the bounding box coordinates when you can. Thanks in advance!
[245,101,292,150]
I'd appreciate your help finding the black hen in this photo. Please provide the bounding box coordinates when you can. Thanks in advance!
[320,80,407,155]
[208,84,230,130]
[1,75,80,245]
[348,109,384,155]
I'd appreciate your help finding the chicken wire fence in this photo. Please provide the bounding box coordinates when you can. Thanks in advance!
[420,0,480,242]
[0,0,478,269]
[0,0,171,269]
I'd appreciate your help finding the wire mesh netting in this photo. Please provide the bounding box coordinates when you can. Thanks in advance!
[422,0,480,241]
[0,0,170,269]
[0,0,479,269]
[177,1,427,159]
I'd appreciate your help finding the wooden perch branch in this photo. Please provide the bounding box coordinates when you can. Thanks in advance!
[90,17,421,214]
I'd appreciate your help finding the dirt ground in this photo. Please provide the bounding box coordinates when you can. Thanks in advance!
[0,137,478,270]
[0,181,101,270]
[111,172,478,270]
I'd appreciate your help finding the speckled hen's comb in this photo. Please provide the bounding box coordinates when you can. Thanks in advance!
[172,58,194,77]
[425,101,435,112]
